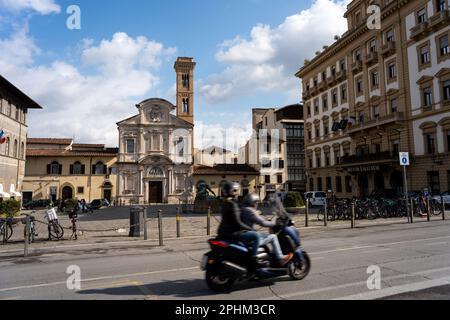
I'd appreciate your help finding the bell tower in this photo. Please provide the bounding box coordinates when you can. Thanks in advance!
[174,57,196,125]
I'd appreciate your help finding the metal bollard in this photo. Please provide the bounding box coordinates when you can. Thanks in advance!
[426,197,431,222]
[410,197,414,224]
[24,216,30,257]
[207,207,211,236]
[176,207,181,238]
[157,210,163,246]
[324,199,328,227]
[351,201,355,229]
[305,199,309,228]
[143,207,148,241]
[442,195,446,221]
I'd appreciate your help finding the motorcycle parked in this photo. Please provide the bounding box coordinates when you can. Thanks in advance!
[201,195,311,293]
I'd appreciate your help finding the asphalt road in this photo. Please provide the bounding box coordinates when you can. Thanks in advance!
[1,220,450,300]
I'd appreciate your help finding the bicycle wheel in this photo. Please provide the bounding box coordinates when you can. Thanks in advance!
[317,208,325,221]
[1,224,13,242]
[50,222,64,240]
[431,202,442,216]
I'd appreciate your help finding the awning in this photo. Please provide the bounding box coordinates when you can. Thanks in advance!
[0,184,10,199]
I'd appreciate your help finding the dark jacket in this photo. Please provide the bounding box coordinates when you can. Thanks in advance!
[241,206,276,230]
[218,199,252,240]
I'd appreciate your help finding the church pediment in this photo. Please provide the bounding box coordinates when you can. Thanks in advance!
[138,155,174,166]
[169,114,194,128]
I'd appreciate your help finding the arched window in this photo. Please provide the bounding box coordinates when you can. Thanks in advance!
[13,139,18,158]
[149,167,164,177]
[182,74,189,88]
[20,142,25,160]
[71,161,85,175]
[5,137,10,156]
[48,161,61,175]
[182,98,189,113]
[93,161,107,175]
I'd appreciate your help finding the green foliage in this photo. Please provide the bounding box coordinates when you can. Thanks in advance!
[284,192,305,208]
[0,199,21,217]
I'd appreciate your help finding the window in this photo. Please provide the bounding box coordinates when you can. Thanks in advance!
[77,187,84,194]
[316,154,321,168]
[314,99,319,114]
[182,74,190,88]
[49,161,61,175]
[436,0,446,12]
[336,176,343,193]
[309,178,314,191]
[277,175,283,184]
[71,161,85,175]
[354,11,361,26]
[422,86,433,108]
[306,103,311,117]
[7,101,11,117]
[315,127,320,138]
[359,111,365,123]
[15,107,19,121]
[386,28,395,42]
[345,176,352,193]
[417,8,427,23]
[326,177,332,191]
[428,171,441,195]
[322,95,328,111]
[390,98,398,113]
[341,85,347,103]
[4,137,9,156]
[94,161,107,175]
[371,70,379,88]
[288,169,305,181]
[313,77,318,86]
[20,142,24,160]
[322,71,327,82]
[419,44,430,67]
[369,38,377,52]
[334,149,340,164]
[308,157,313,168]
[182,98,189,113]
[325,153,330,166]
[425,133,437,154]
[446,129,450,152]
[443,80,450,101]
[387,62,397,80]
[439,35,449,57]
[308,130,312,140]
[13,139,17,158]
[324,121,329,136]
[340,59,346,71]
[331,65,336,76]
[126,139,135,154]
[332,89,338,106]
[317,177,323,192]
[392,140,400,154]
[356,78,363,94]
[265,175,271,184]
[354,49,361,62]
[372,105,380,119]
[373,143,381,153]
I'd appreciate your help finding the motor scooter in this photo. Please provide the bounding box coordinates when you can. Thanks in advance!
[201,195,311,292]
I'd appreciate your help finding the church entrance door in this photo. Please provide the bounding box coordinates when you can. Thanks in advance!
[149,181,163,204]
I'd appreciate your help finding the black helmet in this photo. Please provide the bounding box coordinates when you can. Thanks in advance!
[243,193,260,206]
[221,181,240,198]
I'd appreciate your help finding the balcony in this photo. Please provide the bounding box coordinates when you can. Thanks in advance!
[365,51,379,66]
[347,112,405,135]
[410,21,429,40]
[326,75,336,86]
[302,90,311,101]
[318,81,327,92]
[381,41,396,57]
[351,60,363,74]
[310,86,318,96]
[339,151,399,166]
[336,70,347,81]
[429,10,450,29]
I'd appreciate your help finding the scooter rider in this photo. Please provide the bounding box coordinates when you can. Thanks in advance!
[217,181,260,263]
[241,193,293,267]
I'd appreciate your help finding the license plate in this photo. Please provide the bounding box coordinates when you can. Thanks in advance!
[201,255,208,271]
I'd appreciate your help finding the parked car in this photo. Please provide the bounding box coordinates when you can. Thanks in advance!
[433,191,450,208]
[88,199,109,211]
[23,199,52,210]
[304,191,326,207]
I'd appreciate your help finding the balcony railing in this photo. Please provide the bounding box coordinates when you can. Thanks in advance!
[326,75,336,86]
[365,51,379,66]
[336,69,347,81]
[351,60,363,73]
[410,21,430,40]
[318,81,327,91]
[381,41,396,57]
[429,10,450,29]
[348,112,405,134]
[339,151,399,165]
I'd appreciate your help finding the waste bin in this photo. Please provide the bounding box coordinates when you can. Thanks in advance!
[129,206,144,237]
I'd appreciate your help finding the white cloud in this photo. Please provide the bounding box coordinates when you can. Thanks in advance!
[0,30,177,146]
[0,0,60,14]
[200,0,350,104]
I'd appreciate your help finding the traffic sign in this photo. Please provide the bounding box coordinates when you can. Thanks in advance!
[399,152,410,166]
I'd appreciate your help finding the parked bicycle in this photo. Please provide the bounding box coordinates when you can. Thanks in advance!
[23,212,38,244]
[46,208,64,241]
[0,217,14,243]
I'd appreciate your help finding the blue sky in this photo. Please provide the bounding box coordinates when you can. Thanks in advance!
[0,0,349,150]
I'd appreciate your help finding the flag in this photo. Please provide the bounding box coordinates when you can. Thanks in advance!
[0,129,4,138]
[347,117,356,129]
[0,137,5,145]
[339,119,348,130]
[332,122,340,132]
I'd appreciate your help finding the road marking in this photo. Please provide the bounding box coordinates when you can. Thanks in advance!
[424,242,448,246]
[0,266,198,293]
[257,265,450,300]
[335,276,450,300]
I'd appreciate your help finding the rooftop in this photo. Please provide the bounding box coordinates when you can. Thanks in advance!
[194,164,259,175]
[0,75,43,109]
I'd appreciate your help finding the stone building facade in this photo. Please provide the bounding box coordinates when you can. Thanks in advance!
[296,0,450,198]
[116,58,196,205]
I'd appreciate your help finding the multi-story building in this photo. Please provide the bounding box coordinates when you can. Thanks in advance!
[0,75,43,201]
[23,138,118,204]
[296,0,450,198]
[194,146,238,167]
[116,57,195,205]
[244,104,305,199]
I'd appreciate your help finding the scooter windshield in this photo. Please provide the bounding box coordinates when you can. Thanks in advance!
[266,194,292,220]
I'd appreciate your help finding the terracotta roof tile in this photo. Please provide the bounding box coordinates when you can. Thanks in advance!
[26,148,118,157]
[27,138,73,145]
[194,164,259,175]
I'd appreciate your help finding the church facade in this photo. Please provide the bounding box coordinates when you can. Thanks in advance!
[116,57,195,205]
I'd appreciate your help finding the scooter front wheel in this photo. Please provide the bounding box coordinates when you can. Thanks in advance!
[205,265,235,293]
[289,251,311,281]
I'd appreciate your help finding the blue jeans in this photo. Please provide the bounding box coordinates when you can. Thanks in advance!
[238,231,260,257]
[260,233,284,260]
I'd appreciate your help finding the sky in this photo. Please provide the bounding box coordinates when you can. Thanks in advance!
[0,0,350,151]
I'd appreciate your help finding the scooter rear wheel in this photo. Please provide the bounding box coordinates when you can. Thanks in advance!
[289,251,311,281]
[205,265,235,293]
